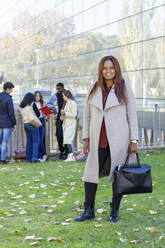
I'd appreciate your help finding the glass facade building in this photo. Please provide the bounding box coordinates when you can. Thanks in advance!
[0,0,165,148]
[0,0,164,101]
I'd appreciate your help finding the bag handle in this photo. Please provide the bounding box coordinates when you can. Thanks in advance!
[124,153,141,168]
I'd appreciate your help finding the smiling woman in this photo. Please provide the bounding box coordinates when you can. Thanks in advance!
[75,55,139,223]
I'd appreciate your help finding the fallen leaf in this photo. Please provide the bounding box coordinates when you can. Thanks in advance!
[29,194,35,199]
[24,219,32,223]
[24,235,36,241]
[149,230,158,235]
[29,242,38,246]
[145,227,157,231]
[119,238,127,244]
[41,205,49,209]
[158,234,164,240]
[47,209,53,213]
[65,218,72,222]
[114,231,121,236]
[40,171,45,176]
[40,184,47,188]
[130,240,140,244]
[96,217,102,221]
[50,205,57,208]
[55,238,64,242]
[97,208,106,214]
[47,237,56,241]
[61,222,71,225]
[94,224,102,228]
[149,210,157,215]
[15,195,23,199]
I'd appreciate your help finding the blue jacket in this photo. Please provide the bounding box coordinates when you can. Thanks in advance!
[0,92,16,128]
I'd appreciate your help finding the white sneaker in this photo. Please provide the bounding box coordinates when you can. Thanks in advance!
[39,155,47,163]
[42,155,47,162]
[64,153,76,162]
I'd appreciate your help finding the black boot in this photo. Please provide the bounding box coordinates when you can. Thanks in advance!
[75,202,95,222]
[75,182,97,222]
[110,183,122,223]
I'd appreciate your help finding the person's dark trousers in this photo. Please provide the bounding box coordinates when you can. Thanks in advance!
[99,145,122,222]
[38,117,46,158]
[65,144,73,154]
[24,123,40,162]
[55,120,65,154]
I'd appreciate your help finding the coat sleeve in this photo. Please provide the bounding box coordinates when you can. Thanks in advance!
[7,98,16,126]
[125,82,139,141]
[82,85,94,140]
[64,101,77,118]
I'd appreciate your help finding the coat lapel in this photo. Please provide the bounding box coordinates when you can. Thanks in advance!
[88,87,103,111]
[104,85,121,111]
[88,85,121,111]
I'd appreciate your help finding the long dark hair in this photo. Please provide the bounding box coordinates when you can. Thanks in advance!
[63,90,74,101]
[89,56,127,104]
[34,91,44,106]
[19,92,35,108]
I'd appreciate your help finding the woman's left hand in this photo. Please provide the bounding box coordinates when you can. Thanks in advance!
[128,142,138,153]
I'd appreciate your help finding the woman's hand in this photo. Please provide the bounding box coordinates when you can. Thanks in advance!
[83,139,90,156]
[128,142,138,153]
[60,115,64,121]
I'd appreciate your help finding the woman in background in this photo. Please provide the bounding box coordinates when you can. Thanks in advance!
[19,93,40,163]
[35,91,47,162]
[60,90,77,162]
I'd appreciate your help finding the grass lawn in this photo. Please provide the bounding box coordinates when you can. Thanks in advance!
[0,151,164,248]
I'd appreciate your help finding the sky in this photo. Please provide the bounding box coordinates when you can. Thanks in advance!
[0,0,18,34]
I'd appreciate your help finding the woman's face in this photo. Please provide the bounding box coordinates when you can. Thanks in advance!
[35,93,41,102]
[102,60,116,81]
[63,94,68,101]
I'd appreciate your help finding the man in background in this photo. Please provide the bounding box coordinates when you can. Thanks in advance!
[0,82,16,164]
[47,82,66,160]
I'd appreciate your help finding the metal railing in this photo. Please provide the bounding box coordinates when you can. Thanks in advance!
[7,103,165,159]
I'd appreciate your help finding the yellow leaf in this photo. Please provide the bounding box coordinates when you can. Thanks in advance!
[149,230,158,235]
[114,231,121,236]
[149,210,157,215]
[55,238,64,242]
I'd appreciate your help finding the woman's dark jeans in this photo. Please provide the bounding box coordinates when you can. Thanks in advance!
[38,117,46,158]
[24,123,40,162]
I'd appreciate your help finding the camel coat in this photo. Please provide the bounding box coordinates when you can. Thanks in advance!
[63,99,77,145]
[82,82,139,184]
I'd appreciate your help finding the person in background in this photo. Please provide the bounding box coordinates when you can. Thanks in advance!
[19,93,40,163]
[60,90,77,162]
[47,82,66,160]
[34,91,47,162]
[0,82,16,164]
